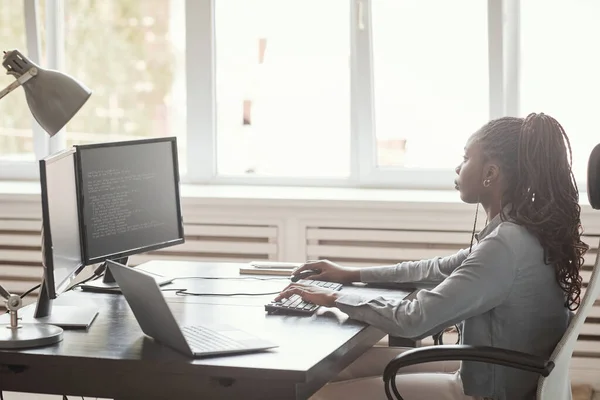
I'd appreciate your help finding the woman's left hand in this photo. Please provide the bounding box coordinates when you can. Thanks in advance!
[274,284,340,307]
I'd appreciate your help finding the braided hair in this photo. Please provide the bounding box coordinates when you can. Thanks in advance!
[471,113,588,311]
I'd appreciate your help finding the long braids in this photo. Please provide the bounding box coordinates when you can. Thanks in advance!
[473,113,587,310]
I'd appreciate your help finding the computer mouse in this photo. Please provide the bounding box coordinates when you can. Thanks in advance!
[290,269,320,282]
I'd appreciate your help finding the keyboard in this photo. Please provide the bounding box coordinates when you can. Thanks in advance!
[265,279,343,315]
[182,326,246,353]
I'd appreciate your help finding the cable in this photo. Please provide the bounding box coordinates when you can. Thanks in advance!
[171,276,287,281]
[433,324,462,346]
[67,272,287,294]
[20,283,41,299]
[1,282,41,315]
[469,202,480,253]
[161,288,281,297]
[70,274,101,289]
[74,273,286,290]
[68,268,107,292]
[2,284,41,313]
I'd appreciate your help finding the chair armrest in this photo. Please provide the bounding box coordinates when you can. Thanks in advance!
[384,345,554,380]
[383,345,554,400]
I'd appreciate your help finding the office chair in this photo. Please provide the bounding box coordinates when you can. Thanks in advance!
[383,144,600,400]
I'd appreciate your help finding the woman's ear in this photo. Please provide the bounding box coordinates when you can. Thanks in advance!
[484,163,500,184]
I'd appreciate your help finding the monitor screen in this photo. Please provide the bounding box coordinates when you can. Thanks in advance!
[40,148,85,298]
[75,137,184,264]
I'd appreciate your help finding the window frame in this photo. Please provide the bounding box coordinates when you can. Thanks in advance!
[4,0,586,191]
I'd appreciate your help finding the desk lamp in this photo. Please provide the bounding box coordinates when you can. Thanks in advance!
[0,49,91,349]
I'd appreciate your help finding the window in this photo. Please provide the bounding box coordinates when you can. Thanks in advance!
[1,1,595,191]
[520,0,599,184]
[0,4,36,162]
[64,0,187,171]
[371,0,489,170]
[214,0,351,178]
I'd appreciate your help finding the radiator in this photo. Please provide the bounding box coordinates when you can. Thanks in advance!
[0,218,44,303]
[129,222,278,265]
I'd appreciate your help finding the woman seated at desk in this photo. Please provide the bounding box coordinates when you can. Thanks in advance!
[275,113,587,400]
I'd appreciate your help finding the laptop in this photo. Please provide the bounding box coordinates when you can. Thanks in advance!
[106,260,278,357]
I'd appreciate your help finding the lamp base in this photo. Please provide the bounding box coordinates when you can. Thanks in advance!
[0,323,63,349]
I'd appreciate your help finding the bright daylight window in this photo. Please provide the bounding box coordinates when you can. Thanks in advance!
[371,0,489,170]
[1,0,597,190]
[64,0,187,172]
[520,0,599,185]
[214,0,351,178]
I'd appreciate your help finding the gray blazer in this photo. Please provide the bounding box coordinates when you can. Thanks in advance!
[335,212,569,399]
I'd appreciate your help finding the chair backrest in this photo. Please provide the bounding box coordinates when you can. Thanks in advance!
[536,144,600,400]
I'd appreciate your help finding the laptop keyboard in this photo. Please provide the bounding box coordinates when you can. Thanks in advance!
[182,326,246,353]
[265,279,343,315]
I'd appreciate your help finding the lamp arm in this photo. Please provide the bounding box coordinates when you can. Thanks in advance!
[0,284,10,301]
[0,67,38,101]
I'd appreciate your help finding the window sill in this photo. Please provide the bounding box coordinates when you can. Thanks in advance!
[0,180,465,210]
[0,180,591,212]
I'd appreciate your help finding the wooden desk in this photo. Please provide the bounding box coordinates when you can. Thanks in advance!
[0,261,413,400]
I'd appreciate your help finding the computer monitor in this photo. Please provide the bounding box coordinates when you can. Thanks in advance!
[39,148,85,298]
[16,148,99,329]
[75,137,185,292]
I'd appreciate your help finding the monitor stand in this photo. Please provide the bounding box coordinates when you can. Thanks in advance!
[79,257,174,293]
[0,276,99,330]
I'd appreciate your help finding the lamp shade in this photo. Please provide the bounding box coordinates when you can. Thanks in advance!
[2,49,91,137]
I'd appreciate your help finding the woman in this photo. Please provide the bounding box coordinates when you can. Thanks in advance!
[275,113,587,400]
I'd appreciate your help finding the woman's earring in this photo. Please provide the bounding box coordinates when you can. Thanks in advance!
[483,179,491,187]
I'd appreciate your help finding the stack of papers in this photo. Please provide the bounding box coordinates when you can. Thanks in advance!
[239,261,302,276]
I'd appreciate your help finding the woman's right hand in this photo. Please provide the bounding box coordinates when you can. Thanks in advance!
[292,259,360,284]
